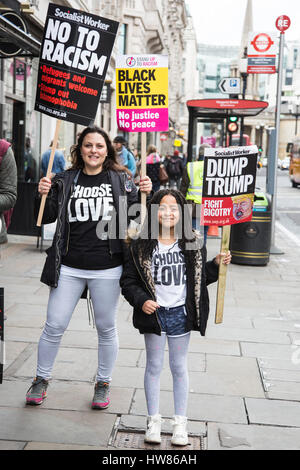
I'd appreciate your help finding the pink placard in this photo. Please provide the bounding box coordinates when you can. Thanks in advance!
[117,108,169,132]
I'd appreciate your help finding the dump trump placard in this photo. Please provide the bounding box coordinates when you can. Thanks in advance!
[201,146,258,226]
[116,54,168,132]
[34,3,119,125]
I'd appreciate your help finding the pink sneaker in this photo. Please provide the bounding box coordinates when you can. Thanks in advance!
[26,376,49,406]
[91,381,110,409]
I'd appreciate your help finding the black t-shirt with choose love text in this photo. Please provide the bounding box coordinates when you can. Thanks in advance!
[62,170,122,270]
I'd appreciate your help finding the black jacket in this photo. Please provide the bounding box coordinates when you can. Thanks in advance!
[120,233,219,336]
[35,168,146,289]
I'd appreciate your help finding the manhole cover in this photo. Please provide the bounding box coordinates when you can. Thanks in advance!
[114,431,203,450]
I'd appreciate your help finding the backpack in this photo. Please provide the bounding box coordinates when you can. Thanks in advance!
[167,157,182,177]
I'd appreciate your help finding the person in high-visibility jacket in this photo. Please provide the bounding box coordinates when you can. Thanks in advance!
[180,144,211,245]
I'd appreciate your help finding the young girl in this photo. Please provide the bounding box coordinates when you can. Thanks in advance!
[120,189,231,446]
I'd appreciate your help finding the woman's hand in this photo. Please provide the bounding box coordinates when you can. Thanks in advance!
[139,175,152,194]
[38,177,52,196]
[142,300,160,315]
[214,250,231,266]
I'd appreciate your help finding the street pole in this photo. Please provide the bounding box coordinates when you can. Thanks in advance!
[270,30,285,254]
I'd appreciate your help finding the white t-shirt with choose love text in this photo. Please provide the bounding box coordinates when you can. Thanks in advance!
[151,240,187,308]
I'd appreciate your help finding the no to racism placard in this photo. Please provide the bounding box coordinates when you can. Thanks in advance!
[34,3,119,125]
[116,54,168,132]
[201,146,258,226]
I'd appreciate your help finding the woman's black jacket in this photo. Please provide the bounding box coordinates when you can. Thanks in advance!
[35,168,146,290]
[120,234,219,336]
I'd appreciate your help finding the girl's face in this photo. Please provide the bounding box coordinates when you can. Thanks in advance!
[158,195,180,231]
[81,133,107,174]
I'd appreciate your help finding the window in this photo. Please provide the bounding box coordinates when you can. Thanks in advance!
[117,24,127,54]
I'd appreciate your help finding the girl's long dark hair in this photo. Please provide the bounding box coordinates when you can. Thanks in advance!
[132,189,197,261]
[69,126,130,175]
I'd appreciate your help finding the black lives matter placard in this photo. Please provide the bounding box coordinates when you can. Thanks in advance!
[201,146,258,226]
[34,3,119,125]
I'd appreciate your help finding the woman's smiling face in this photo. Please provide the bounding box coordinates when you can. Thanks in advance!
[80,132,107,174]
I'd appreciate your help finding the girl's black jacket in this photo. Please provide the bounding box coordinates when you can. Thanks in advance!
[35,168,146,291]
[120,234,219,336]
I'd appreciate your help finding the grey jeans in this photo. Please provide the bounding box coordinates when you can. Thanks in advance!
[36,266,121,382]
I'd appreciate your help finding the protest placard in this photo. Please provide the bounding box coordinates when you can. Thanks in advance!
[201,145,258,226]
[35,3,119,125]
[116,54,168,132]
[35,3,119,226]
[201,145,258,323]
[116,54,169,222]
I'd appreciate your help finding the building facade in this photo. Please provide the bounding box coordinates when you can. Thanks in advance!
[0,0,194,189]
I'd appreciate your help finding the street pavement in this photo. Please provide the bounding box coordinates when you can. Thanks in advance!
[1,223,300,451]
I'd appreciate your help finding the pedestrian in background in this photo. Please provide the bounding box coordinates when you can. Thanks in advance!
[26,126,152,409]
[165,149,184,189]
[0,139,17,245]
[146,144,161,192]
[120,189,231,446]
[24,137,37,182]
[41,140,66,177]
[180,143,211,245]
[113,135,136,178]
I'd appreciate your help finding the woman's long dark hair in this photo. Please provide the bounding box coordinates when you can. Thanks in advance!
[132,189,197,261]
[69,126,130,174]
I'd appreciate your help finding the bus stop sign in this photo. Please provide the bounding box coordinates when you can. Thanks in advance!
[275,15,291,33]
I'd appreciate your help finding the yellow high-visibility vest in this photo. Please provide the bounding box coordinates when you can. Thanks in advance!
[186,161,204,204]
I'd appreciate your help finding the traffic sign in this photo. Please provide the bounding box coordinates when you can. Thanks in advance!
[218,78,241,94]
[275,15,291,32]
[247,32,277,74]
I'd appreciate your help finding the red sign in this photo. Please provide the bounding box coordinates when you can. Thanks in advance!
[251,33,274,53]
[275,15,291,32]
[187,99,268,110]
[160,133,168,141]
[201,146,258,226]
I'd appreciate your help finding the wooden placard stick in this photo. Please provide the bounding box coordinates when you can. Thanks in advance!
[36,119,62,227]
[140,132,147,225]
[215,224,231,324]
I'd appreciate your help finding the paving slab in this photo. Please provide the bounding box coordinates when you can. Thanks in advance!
[206,325,290,344]
[0,379,133,414]
[0,440,26,450]
[241,342,295,360]
[265,380,300,401]
[192,355,265,398]
[189,335,240,356]
[207,422,300,450]
[253,318,300,333]
[258,357,300,371]
[4,341,28,370]
[0,407,116,446]
[245,397,300,427]
[24,442,107,450]
[13,346,98,381]
[131,389,247,424]
[5,327,42,344]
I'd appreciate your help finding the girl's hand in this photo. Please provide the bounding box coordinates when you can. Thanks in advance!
[139,175,152,194]
[38,177,52,196]
[142,300,160,315]
[214,250,231,266]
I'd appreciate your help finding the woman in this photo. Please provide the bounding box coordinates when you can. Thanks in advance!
[146,144,161,192]
[120,189,231,446]
[26,126,152,409]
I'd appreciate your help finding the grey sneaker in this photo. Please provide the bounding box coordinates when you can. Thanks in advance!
[91,381,110,409]
[26,376,49,406]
